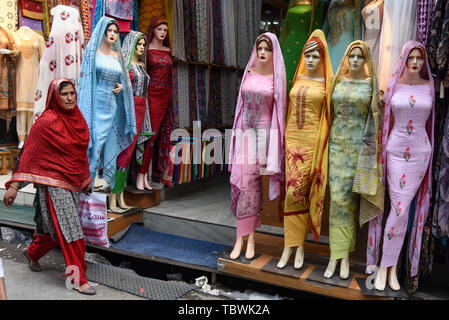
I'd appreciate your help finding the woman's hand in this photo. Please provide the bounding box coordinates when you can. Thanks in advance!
[3,184,19,208]
[83,184,92,195]
[113,83,123,94]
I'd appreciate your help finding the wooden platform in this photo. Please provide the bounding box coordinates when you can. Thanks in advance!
[107,210,143,238]
[217,232,388,300]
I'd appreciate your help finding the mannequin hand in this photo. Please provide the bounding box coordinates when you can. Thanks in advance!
[113,83,123,94]
[3,186,18,208]
[83,184,92,195]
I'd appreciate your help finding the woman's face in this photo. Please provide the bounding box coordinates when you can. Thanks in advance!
[59,84,76,110]
[305,49,321,71]
[135,38,146,57]
[348,47,365,72]
[406,48,425,74]
[104,24,119,45]
[153,23,168,42]
[257,40,273,65]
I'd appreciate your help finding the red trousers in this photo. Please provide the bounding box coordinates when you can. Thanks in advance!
[27,188,87,286]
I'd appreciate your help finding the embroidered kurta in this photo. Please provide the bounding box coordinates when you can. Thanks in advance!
[13,27,44,112]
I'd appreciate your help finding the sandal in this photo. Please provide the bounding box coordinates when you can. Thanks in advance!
[73,285,96,295]
[22,248,43,272]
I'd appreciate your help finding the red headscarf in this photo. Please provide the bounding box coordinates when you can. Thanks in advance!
[145,16,171,49]
[6,79,92,192]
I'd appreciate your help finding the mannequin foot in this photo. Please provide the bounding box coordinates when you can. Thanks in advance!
[18,140,24,149]
[108,193,124,213]
[230,237,244,260]
[277,247,293,269]
[245,233,255,260]
[324,259,337,278]
[340,257,350,279]
[136,173,145,191]
[294,246,304,269]
[143,174,152,190]
[117,192,133,210]
[388,265,400,291]
[375,266,387,291]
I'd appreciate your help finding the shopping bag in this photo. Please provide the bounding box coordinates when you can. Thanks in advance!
[78,192,109,247]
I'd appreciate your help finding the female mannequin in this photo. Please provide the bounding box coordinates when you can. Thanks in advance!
[0,26,17,123]
[325,41,382,279]
[278,30,333,269]
[78,17,136,190]
[109,31,153,211]
[136,17,172,191]
[279,0,324,93]
[372,41,434,291]
[361,0,383,68]
[229,33,286,260]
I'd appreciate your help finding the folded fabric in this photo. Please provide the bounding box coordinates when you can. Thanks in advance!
[20,0,44,20]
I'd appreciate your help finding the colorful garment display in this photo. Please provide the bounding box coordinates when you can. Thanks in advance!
[140,17,173,175]
[222,0,236,67]
[237,0,262,69]
[0,26,16,121]
[20,0,44,20]
[112,31,153,194]
[377,0,417,92]
[77,16,136,188]
[324,0,363,73]
[328,41,382,260]
[171,0,185,61]
[417,0,433,46]
[138,0,164,37]
[368,41,435,278]
[280,0,324,93]
[284,30,333,247]
[229,33,286,237]
[34,5,85,120]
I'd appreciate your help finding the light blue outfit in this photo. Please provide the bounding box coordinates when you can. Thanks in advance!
[323,0,363,73]
[77,16,136,188]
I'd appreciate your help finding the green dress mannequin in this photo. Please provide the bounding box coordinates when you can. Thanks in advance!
[280,0,324,94]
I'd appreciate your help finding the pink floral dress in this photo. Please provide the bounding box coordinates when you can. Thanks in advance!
[381,84,433,267]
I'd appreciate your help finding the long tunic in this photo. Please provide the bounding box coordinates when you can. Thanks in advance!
[328,79,371,259]
[284,78,325,247]
[381,84,432,267]
[231,72,274,237]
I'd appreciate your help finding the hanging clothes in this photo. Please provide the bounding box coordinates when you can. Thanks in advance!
[323,0,363,73]
[172,0,185,61]
[77,0,91,43]
[361,0,383,68]
[416,0,434,46]
[77,16,136,188]
[112,31,153,195]
[229,33,286,238]
[283,30,333,247]
[279,0,325,94]
[0,0,19,33]
[377,0,417,93]
[328,41,383,260]
[367,41,435,285]
[33,5,85,120]
[138,0,164,38]
[0,26,17,122]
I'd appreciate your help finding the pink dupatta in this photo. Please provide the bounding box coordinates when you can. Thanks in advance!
[367,41,435,277]
[228,32,287,217]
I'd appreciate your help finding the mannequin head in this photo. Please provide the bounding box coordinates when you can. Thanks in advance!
[348,46,366,72]
[256,35,273,66]
[103,21,119,45]
[153,22,168,42]
[405,47,425,74]
[59,81,76,110]
[134,36,147,58]
[304,41,321,72]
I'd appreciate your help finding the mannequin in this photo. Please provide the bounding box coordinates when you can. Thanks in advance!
[229,33,286,260]
[279,0,324,94]
[137,17,172,191]
[0,26,18,129]
[373,42,434,291]
[361,0,383,68]
[13,26,44,149]
[77,17,136,190]
[325,41,382,279]
[278,30,333,269]
[109,31,152,212]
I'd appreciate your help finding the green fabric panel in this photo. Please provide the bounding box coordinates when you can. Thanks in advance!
[111,170,129,194]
